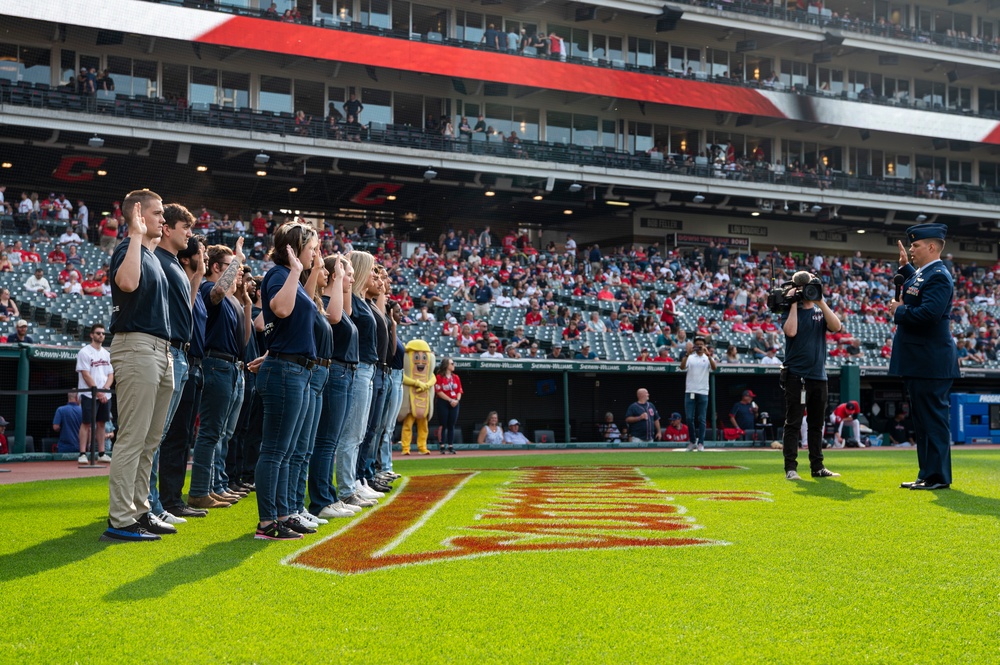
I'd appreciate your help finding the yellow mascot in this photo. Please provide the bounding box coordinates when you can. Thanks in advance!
[398,339,436,455]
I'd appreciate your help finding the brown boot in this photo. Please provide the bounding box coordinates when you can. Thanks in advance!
[212,491,239,504]
[188,494,229,509]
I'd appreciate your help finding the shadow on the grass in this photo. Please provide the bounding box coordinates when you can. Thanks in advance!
[929,489,1000,518]
[792,478,875,502]
[0,519,109,583]
[103,535,266,602]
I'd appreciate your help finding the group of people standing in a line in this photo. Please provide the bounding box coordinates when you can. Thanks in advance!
[99,189,424,543]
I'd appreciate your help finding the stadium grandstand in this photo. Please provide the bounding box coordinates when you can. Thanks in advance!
[2,0,1000,451]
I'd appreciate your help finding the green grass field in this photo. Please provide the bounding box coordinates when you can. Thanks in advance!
[3,449,1000,664]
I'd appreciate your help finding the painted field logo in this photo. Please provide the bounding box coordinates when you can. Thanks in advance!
[286,465,768,575]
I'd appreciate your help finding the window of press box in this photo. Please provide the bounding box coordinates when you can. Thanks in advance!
[391,2,447,37]
[360,87,391,125]
[259,75,292,114]
[316,0,353,24]
[948,160,972,184]
[0,44,51,85]
[360,0,391,29]
[107,56,158,98]
[979,162,1000,189]
[914,154,945,182]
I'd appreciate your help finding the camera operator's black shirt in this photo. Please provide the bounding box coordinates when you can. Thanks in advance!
[781,305,830,381]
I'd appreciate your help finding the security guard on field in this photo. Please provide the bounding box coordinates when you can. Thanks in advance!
[889,223,960,490]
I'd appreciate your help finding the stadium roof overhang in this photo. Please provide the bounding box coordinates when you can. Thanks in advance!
[2,110,998,243]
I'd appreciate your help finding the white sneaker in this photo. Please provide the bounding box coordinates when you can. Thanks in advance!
[697,443,705,452]
[343,493,377,508]
[301,510,328,525]
[357,479,385,499]
[319,501,357,518]
[857,442,866,448]
[684,444,696,452]
[158,511,187,525]
[77,454,89,464]
[98,453,112,463]
[786,470,803,481]
[295,512,319,529]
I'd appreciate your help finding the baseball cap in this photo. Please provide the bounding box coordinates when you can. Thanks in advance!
[508,419,519,426]
[846,401,859,413]
[742,390,756,398]
[0,416,8,426]
[16,319,28,327]
[670,412,682,420]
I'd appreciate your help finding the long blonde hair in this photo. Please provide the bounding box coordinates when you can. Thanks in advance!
[349,251,374,298]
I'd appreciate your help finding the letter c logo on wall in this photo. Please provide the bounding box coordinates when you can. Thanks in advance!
[351,182,402,205]
[53,155,107,182]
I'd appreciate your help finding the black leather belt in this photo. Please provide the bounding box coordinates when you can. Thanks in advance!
[170,340,190,352]
[330,357,357,369]
[206,349,244,370]
[276,352,316,370]
[381,363,391,373]
[187,355,202,367]
[318,358,332,368]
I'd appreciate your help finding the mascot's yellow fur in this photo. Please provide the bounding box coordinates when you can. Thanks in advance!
[398,339,436,454]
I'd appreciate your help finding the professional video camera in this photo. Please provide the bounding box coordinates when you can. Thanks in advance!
[766,273,824,312]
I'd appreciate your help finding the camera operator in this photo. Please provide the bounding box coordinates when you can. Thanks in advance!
[779,271,842,480]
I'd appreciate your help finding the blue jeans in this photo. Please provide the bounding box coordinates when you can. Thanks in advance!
[685,392,709,445]
[308,363,354,514]
[149,346,189,514]
[212,371,245,494]
[357,368,388,483]
[379,368,403,473]
[437,397,460,447]
[254,357,313,523]
[189,356,242,497]
[289,364,328,514]
[336,362,375,501]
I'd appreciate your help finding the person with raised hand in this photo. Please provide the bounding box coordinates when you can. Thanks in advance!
[101,190,175,543]
[253,222,320,540]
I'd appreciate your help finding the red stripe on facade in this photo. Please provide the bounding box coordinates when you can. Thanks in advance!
[196,17,787,119]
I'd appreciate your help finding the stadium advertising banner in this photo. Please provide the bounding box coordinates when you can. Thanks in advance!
[673,233,751,250]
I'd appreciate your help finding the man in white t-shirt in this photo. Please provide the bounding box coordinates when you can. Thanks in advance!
[76,324,114,463]
[58,228,83,247]
[480,340,504,359]
[679,335,716,451]
[56,194,73,221]
[77,200,89,236]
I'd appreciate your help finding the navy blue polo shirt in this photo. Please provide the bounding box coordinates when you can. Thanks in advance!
[261,265,316,357]
[200,280,242,358]
[475,285,492,304]
[390,338,405,370]
[322,295,359,364]
[314,306,334,360]
[351,294,378,364]
[730,402,756,430]
[625,401,660,440]
[110,238,171,340]
[372,305,390,366]
[53,403,83,453]
[189,291,207,359]
[154,246,192,345]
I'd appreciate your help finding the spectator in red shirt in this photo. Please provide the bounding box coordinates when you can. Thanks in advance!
[731,316,751,333]
[251,211,268,236]
[662,413,690,443]
[58,266,82,285]
[0,415,8,454]
[196,206,213,230]
[48,247,67,264]
[652,346,674,362]
[880,337,892,358]
[524,303,542,326]
[562,319,581,341]
[82,274,104,296]
[635,347,654,362]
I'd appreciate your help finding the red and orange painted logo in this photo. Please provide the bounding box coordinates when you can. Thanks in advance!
[286,465,768,575]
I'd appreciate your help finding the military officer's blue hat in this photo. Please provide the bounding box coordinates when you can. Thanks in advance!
[905,223,948,243]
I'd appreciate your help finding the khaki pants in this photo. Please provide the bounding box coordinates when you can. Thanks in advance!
[108,332,174,527]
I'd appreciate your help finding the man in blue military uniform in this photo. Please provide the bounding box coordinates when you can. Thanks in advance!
[889,223,960,490]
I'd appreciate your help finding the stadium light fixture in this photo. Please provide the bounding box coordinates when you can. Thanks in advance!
[386,194,397,201]
[288,187,298,193]
[915,213,928,222]
[96,170,107,176]
[692,193,706,203]
[485,188,496,197]
[563,209,573,215]
[568,182,583,193]
[88,135,104,148]
[256,170,267,177]
[606,200,629,207]
[196,165,208,172]
[423,167,438,180]
[0,162,11,169]
[533,194,544,201]
[857,229,866,234]
[810,204,823,213]
[254,151,270,165]
[751,211,760,216]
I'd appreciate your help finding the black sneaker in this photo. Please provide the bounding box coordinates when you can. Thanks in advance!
[100,520,161,543]
[138,512,178,535]
[282,516,317,535]
[370,479,392,493]
[165,504,208,518]
[811,468,841,478]
[254,521,303,541]
[239,482,256,493]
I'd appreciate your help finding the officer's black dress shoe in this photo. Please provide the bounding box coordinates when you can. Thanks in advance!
[900,480,924,489]
[911,482,950,490]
